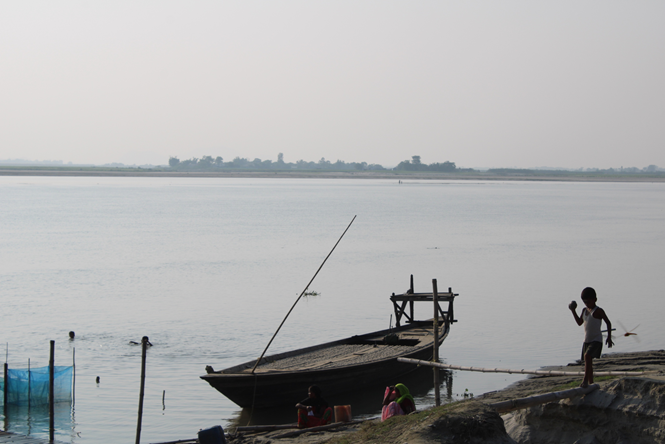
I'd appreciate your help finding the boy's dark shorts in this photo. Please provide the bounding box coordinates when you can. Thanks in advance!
[581,341,603,361]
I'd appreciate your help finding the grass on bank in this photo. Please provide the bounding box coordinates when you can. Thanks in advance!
[328,405,453,444]
[552,375,618,391]
[327,400,498,444]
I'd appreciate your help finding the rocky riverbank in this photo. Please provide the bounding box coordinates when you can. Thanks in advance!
[227,350,665,444]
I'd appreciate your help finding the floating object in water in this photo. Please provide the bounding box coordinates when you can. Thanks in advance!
[130,336,153,346]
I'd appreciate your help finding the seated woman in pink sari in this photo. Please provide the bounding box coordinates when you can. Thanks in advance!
[381,383,416,421]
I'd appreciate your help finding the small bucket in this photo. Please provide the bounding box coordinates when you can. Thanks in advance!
[198,425,226,444]
[334,405,352,423]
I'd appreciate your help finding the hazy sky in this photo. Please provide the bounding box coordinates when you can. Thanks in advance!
[1,2,663,168]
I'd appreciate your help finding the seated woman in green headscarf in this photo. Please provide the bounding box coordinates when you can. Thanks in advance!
[381,383,416,421]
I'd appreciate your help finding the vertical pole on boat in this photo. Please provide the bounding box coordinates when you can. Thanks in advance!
[49,340,55,443]
[135,336,148,444]
[409,275,415,321]
[448,287,454,324]
[432,279,440,407]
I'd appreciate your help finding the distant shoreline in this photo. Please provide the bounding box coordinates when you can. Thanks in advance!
[2,168,665,183]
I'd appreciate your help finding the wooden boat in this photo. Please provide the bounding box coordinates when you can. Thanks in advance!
[200,284,458,409]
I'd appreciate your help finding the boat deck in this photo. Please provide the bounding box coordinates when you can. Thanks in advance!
[246,327,435,373]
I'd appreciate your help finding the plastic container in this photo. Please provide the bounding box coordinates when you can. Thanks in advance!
[198,425,226,444]
[334,405,352,423]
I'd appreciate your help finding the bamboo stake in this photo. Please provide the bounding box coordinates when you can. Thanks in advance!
[251,215,356,373]
[235,424,298,433]
[397,357,653,376]
[4,343,8,411]
[49,340,55,443]
[3,362,7,418]
[489,383,599,413]
[72,348,76,407]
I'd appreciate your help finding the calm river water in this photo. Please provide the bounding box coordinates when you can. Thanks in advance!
[1,176,664,443]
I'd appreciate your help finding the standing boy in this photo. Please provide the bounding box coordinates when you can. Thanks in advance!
[569,287,613,387]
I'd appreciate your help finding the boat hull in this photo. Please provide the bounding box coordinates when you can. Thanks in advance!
[201,321,449,408]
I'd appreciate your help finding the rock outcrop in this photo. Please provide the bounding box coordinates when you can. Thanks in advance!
[504,377,665,444]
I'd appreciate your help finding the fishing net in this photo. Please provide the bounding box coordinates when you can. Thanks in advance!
[1,366,73,406]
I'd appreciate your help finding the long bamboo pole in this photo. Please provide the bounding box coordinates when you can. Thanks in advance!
[251,215,356,373]
[235,424,298,433]
[397,357,652,376]
[489,384,599,413]
[272,418,372,439]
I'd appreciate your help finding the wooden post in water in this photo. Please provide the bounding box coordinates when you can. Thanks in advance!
[3,343,7,432]
[72,348,76,407]
[49,340,55,443]
[135,336,149,444]
[432,279,440,407]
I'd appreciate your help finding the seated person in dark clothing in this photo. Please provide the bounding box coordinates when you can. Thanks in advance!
[295,385,333,428]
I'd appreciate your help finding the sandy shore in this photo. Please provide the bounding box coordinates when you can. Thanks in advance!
[2,168,665,182]
[227,349,665,443]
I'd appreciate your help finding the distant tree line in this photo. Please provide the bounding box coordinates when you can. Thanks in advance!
[168,154,468,172]
[168,154,383,171]
[394,155,467,172]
